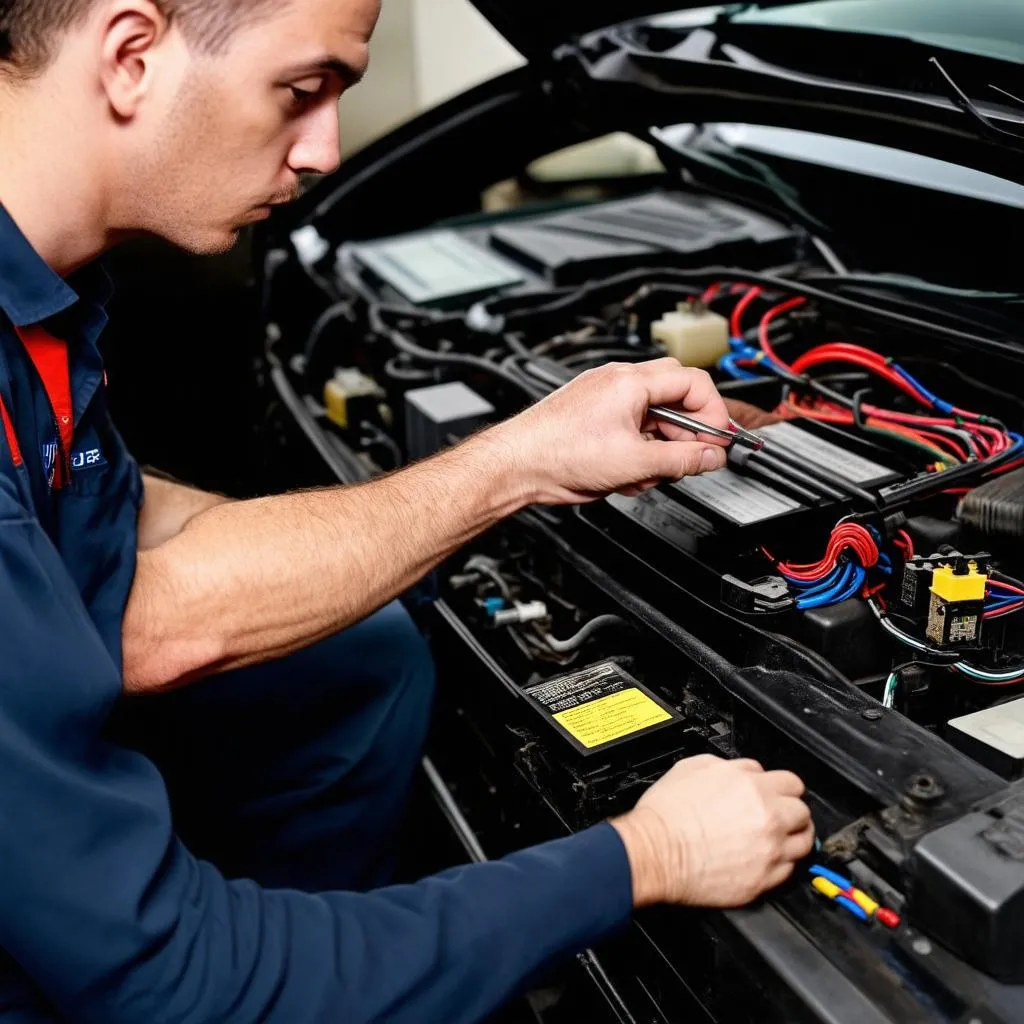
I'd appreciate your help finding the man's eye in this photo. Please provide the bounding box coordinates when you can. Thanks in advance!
[288,80,323,106]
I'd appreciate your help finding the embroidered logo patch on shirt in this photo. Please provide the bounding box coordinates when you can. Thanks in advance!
[71,447,106,471]
[40,439,59,490]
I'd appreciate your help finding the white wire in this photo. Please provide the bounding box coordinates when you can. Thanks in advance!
[541,615,627,653]
[868,600,1024,683]
[882,671,898,708]
[953,663,1024,683]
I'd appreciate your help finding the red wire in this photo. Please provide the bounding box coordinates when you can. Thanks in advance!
[759,297,805,368]
[985,603,1024,620]
[792,347,924,403]
[777,523,879,580]
[730,286,762,339]
[723,297,1018,486]
[991,582,1024,596]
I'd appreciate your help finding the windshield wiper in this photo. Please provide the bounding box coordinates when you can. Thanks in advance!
[930,56,1024,145]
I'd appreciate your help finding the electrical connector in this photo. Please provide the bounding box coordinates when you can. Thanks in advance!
[493,601,549,626]
[323,368,384,430]
[651,301,730,368]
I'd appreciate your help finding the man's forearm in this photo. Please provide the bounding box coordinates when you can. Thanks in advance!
[123,432,528,693]
[138,472,234,550]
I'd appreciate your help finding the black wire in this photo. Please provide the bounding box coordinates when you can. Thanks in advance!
[798,270,1024,304]
[384,357,433,382]
[303,301,353,369]
[897,356,1024,414]
[851,388,870,430]
[806,280,1024,346]
[360,421,404,469]
[370,306,543,404]
[264,335,370,484]
[504,333,534,359]
[560,349,652,368]
[991,568,1024,592]
[481,267,1024,364]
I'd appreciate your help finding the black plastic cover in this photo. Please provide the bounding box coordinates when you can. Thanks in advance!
[910,782,1024,983]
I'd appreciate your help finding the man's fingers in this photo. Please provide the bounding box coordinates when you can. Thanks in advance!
[617,478,661,498]
[636,439,727,481]
[644,415,732,448]
[783,822,816,862]
[775,797,812,836]
[632,361,731,427]
[765,860,798,892]
[724,397,782,431]
[762,770,806,799]
[731,758,765,774]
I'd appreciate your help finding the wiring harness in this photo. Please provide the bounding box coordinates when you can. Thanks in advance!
[714,283,1024,485]
[763,522,891,610]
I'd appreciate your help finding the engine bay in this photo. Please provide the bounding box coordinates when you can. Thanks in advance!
[294,187,1024,752]
[263,180,1024,1018]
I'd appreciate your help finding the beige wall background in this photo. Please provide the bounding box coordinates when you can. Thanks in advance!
[339,0,524,158]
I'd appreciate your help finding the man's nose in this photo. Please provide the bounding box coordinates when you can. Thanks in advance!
[288,104,343,177]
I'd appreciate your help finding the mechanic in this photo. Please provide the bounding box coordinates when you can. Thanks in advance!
[0,1,815,1021]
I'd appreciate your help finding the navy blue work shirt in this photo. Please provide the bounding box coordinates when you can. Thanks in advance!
[0,204,633,1024]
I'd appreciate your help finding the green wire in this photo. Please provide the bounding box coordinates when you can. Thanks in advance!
[882,671,899,709]
[858,424,959,464]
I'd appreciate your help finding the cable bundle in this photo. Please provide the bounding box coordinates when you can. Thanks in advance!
[718,285,1024,479]
[766,523,890,610]
[986,572,1024,620]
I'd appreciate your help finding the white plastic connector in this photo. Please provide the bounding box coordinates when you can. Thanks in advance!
[466,302,506,335]
[651,302,730,368]
[493,601,549,626]
[290,225,330,268]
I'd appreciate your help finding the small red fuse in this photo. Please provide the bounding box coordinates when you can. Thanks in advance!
[875,907,901,929]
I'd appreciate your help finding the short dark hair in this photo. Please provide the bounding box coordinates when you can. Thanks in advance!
[0,0,282,74]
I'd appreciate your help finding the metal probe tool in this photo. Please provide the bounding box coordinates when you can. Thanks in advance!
[649,406,766,451]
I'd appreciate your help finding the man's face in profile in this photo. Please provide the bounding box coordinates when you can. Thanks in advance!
[124,0,377,254]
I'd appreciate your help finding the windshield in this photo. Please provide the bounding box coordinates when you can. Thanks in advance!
[728,0,1024,65]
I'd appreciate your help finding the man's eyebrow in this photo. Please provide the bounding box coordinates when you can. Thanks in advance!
[285,56,367,88]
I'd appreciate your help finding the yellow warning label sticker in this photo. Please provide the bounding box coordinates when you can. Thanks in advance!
[552,688,672,749]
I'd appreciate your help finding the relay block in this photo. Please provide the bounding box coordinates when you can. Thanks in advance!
[899,551,991,648]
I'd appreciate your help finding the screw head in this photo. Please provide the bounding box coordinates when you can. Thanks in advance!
[912,937,932,956]
[862,709,883,721]
[906,773,945,803]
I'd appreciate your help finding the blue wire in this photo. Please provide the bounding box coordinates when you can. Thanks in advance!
[834,895,871,922]
[785,565,845,595]
[718,354,761,381]
[892,365,952,413]
[797,564,860,609]
[810,865,853,889]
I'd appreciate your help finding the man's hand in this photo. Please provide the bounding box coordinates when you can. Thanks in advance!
[125,359,733,692]
[489,358,731,504]
[723,397,782,432]
[611,755,814,908]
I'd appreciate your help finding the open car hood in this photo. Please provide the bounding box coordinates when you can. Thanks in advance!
[464,0,694,61]
[468,1,1024,189]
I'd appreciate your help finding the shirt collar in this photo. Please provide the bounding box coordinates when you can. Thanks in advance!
[0,204,112,330]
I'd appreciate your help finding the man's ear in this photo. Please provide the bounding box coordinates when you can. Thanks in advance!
[97,0,169,119]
